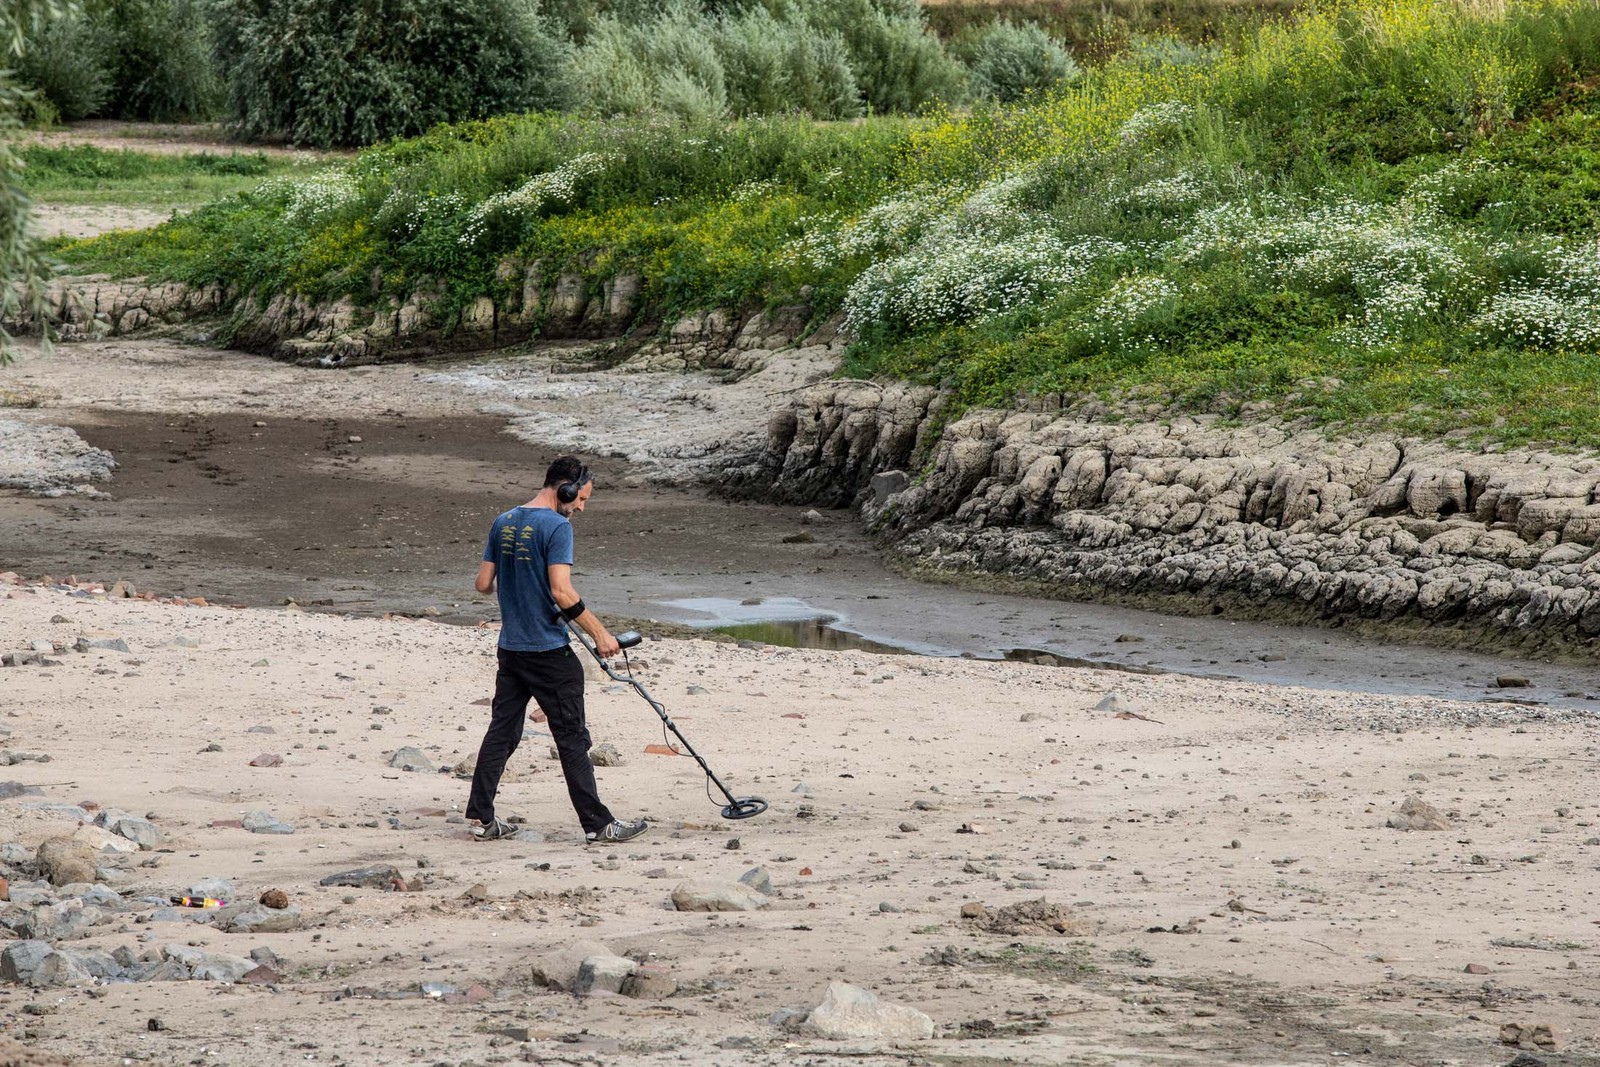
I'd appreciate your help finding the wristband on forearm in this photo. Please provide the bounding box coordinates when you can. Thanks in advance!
[560,599,586,622]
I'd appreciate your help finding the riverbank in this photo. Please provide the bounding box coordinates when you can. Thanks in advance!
[1,573,1597,1066]
[8,336,1600,711]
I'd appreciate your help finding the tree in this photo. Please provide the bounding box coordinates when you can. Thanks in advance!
[1,0,69,362]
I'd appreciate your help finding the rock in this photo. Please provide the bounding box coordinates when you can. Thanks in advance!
[213,904,301,933]
[188,878,235,901]
[0,941,52,983]
[621,968,678,999]
[1466,963,1491,974]
[141,959,190,981]
[259,889,289,909]
[588,742,622,767]
[248,753,283,768]
[670,880,769,912]
[530,939,614,991]
[388,747,433,773]
[574,953,637,995]
[239,964,280,985]
[738,866,773,895]
[9,901,102,941]
[70,824,139,855]
[1496,675,1532,688]
[241,811,295,835]
[1094,692,1134,714]
[31,951,92,987]
[804,981,934,1041]
[1499,1022,1556,1051]
[96,813,160,849]
[319,865,402,890]
[869,470,909,506]
[800,509,824,525]
[1387,795,1451,831]
[191,954,257,983]
[36,838,96,886]
[76,635,129,654]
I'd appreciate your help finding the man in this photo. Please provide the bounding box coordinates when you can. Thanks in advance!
[466,455,648,845]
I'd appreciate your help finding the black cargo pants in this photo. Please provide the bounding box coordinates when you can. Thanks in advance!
[466,645,613,834]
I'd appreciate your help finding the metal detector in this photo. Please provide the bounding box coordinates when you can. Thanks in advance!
[566,622,768,821]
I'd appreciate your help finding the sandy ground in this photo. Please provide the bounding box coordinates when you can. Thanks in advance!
[20,121,347,162]
[0,575,1597,1067]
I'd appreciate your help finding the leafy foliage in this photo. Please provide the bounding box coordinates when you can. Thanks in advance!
[19,0,221,122]
[208,0,570,147]
[954,19,1078,103]
[3,0,75,361]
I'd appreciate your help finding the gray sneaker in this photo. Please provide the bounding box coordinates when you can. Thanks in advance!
[586,818,648,845]
[472,817,519,842]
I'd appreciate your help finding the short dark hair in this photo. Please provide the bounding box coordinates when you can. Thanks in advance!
[544,455,586,489]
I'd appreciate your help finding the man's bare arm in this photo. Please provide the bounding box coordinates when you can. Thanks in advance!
[548,562,618,657]
[475,561,496,595]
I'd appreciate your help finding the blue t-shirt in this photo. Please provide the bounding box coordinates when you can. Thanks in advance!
[483,506,575,651]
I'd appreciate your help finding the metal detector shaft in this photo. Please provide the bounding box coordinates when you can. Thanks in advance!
[564,621,767,820]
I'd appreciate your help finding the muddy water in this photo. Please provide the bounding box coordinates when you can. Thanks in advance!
[4,408,1600,711]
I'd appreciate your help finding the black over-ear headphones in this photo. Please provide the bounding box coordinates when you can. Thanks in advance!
[556,464,592,504]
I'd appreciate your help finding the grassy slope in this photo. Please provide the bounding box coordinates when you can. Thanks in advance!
[48,0,1600,449]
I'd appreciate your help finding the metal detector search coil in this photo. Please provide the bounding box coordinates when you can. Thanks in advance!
[567,624,768,821]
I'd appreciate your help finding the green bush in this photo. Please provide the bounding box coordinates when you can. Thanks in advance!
[209,0,570,147]
[17,0,221,122]
[796,0,967,113]
[955,19,1077,103]
[712,7,860,119]
[15,11,113,122]
[567,3,863,121]
[101,0,220,120]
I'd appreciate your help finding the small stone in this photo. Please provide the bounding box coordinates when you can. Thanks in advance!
[620,968,677,999]
[248,753,283,768]
[1465,963,1491,974]
[898,822,918,833]
[259,888,289,909]
[738,866,772,895]
[1496,675,1531,688]
[387,747,433,773]
[319,865,402,890]
[1094,692,1133,714]
[670,880,768,912]
[804,981,933,1040]
[1387,795,1450,831]
[147,1018,166,1032]
[588,742,622,767]
[725,838,740,851]
[574,954,636,995]
[241,811,295,835]
[960,902,987,919]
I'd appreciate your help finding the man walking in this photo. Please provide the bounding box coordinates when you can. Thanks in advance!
[466,455,648,845]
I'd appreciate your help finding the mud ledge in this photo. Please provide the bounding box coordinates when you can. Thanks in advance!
[726,381,1600,657]
[14,268,826,370]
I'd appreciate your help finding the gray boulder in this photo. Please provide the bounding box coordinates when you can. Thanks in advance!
[804,981,934,1040]
[241,811,295,835]
[388,747,434,773]
[36,837,96,886]
[670,880,768,912]
[32,951,92,987]
[574,953,637,995]
[529,939,613,992]
[318,865,401,890]
[1387,795,1451,831]
[0,940,52,983]
[213,904,301,933]
[191,954,257,983]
